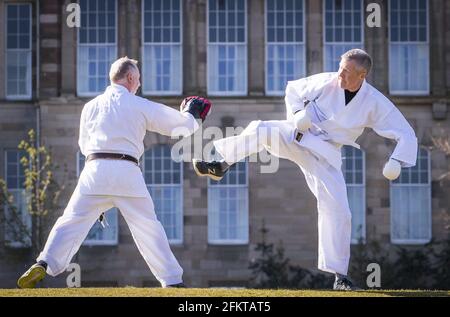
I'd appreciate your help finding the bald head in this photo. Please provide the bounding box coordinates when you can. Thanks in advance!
[109,56,139,82]
[109,57,141,94]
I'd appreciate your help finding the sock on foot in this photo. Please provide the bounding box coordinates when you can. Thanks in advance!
[37,260,48,270]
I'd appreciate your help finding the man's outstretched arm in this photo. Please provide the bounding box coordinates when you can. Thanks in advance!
[142,96,211,138]
[371,107,418,169]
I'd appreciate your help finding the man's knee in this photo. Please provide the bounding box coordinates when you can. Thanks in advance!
[244,120,265,132]
[318,202,352,220]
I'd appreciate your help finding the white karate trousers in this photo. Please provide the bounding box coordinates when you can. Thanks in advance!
[36,161,183,287]
[214,120,352,275]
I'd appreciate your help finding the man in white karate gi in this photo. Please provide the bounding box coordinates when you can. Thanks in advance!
[17,57,211,289]
[193,49,418,290]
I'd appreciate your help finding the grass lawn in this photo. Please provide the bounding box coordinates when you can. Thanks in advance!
[0,288,449,297]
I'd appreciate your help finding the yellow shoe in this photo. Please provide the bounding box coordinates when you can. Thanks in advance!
[17,263,46,289]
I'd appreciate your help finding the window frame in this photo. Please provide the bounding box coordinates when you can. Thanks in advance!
[322,0,365,73]
[140,0,183,96]
[142,145,184,245]
[388,0,430,95]
[3,149,31,248]
[342,146,366,244]
[5,3,33,100]
[207,160,249,245]
[390,148,432,245]
[206,0,248,96]
[76,0,118,97]
[264,0,306,96]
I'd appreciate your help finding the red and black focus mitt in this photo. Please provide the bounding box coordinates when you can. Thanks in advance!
[180,96,212,123]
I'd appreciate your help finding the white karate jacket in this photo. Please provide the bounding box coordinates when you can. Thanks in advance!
[285,72,418,170]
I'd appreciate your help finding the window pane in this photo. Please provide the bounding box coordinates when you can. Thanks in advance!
[143,145,183,242]
[325,43,359,72]
[347,186,365,243]
[208,161,248,243]
[83,208,118,245]
[78,1,117,94]
[6,51,31,98]
[4,188,31,247]
[324,0,363,71]
[391,185,430,242]
[341,146,366,243]
[390,0,427,43]
[341,146,364,185]
[143,0,181,44]
[391,149,431,242]
[389,43,429,93]
[265,0,305,94]
[208,0,247,94]
[208,43,246,94]
[79,0,116,44]
[266,44,305,94]
[6,4,32,99]
[142,44,181,93]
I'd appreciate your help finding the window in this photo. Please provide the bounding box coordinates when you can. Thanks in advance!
[6,3,32,100]
[207,0,247,95]
[389,0,429,94]
[77,0,117,96]
[4,150,31,247]
[323,0,364,72]
[143,145,183,244]
[208,160,248,244]
[391,148,431,244]
[142,0,182,95]
[77,152,119,245]
[342,146,365,244]
[265,0,306,95]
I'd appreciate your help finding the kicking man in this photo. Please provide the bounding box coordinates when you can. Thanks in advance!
[193,49,417,290]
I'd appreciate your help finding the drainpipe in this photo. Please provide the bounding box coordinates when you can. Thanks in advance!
[34,0,41,253]
[36,0,40,146]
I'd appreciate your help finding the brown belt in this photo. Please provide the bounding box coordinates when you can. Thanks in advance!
[295,131,303,142]
[86,153,139,165]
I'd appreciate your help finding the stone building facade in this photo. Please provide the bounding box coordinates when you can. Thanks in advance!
[0,0,449,288]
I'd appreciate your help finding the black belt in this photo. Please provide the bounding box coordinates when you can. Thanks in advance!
[295,131,303,142]
[86,153,139,165]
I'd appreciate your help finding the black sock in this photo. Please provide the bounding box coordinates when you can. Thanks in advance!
[335,273,347,280]
[211,147,230,170]
[37,260,48,270]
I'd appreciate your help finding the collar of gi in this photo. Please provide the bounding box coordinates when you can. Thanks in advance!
[108,83,129,94]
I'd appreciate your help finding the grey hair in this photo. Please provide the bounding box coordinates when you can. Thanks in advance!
[341,49,372,75]
[109,56,139,82]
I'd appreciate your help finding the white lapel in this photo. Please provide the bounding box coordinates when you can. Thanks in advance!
[334,79,368,119]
